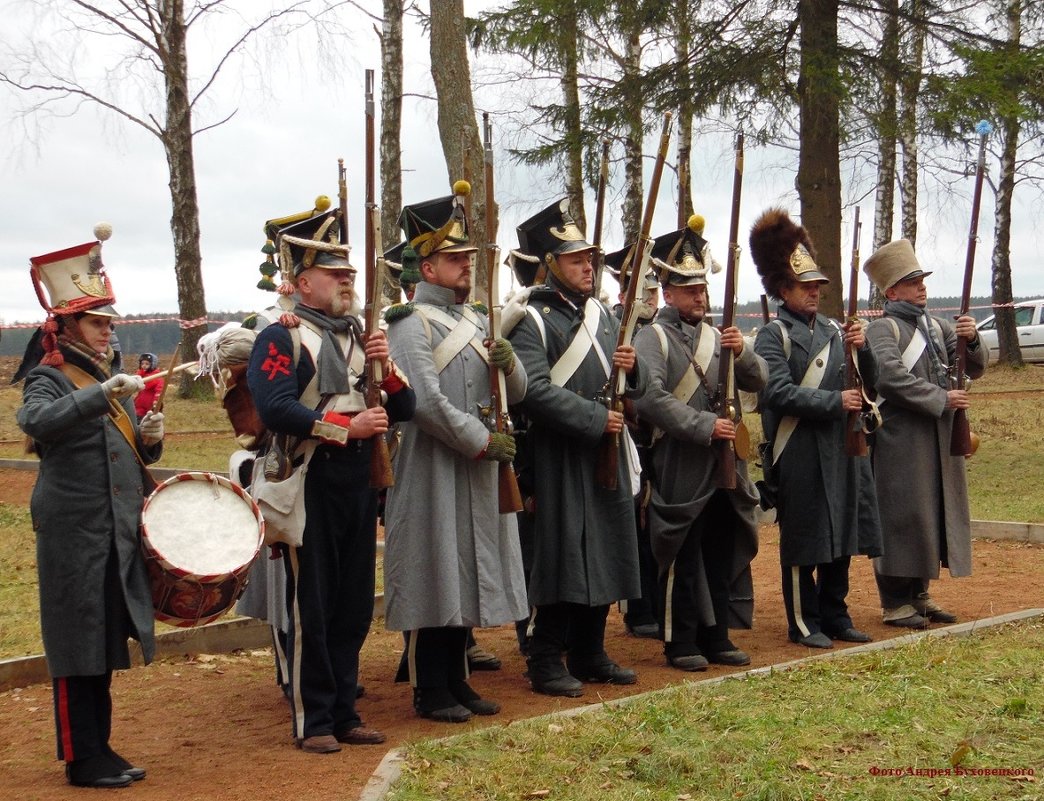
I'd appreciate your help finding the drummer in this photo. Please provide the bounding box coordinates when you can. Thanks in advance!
[15,225,165,788]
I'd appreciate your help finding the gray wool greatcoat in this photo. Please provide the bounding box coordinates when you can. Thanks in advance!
[633,307,767,629]
[383,281,529,631]
[507,286,647,608]
[18,360,159,678]
[865,311,986,579]
[754,305,883,567]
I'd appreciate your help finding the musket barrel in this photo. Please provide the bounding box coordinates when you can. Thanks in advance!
[596,113,672,491]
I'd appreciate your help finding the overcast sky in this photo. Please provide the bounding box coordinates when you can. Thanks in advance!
[2,0,1042,330]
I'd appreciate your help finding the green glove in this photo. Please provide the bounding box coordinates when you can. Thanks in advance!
[488,338,515,373]
[484,432,516,463]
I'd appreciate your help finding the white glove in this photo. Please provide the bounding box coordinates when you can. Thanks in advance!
[102,373,145,400]
[139,411,165,445]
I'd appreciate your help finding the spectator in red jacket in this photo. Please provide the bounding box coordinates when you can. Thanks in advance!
[134,353,163,419]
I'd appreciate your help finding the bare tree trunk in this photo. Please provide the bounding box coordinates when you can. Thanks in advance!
[560,0,586,233]
[898,0,925,244]
[675,0,694,227]
[797,0,843,318]
[429,0,489,297]
[380,0,404,304]
[992,0,1023,367]
[161,1,208,398]
[873,0,899,252]
[621,30,644,244]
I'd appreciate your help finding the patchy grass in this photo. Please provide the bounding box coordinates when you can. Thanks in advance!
[391,619,1044,801]
[0,503,39,659]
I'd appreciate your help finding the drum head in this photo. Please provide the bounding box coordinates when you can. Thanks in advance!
[143,473,261,576]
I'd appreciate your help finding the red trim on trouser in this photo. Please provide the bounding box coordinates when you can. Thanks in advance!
[56,677,75,761]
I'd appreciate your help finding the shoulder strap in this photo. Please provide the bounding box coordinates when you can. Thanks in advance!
[772,318,791,359]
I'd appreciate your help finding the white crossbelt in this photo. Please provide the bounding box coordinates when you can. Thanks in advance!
[771,319,833,466]
[526,297,610,387]
[650,321,716,406]
[415,303,490,374]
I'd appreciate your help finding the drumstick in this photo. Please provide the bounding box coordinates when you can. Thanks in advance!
[152,344,182,413]
[142,361,198,385]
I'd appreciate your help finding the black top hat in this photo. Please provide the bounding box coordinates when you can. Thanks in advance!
[515,198,595,268]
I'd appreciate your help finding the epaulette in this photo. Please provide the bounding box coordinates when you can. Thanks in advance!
[385,302,415,324]
[470,301,488,315]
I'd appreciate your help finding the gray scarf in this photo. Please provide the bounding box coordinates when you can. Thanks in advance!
[292,304,362,395]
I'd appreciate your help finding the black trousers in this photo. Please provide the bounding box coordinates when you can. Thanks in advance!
[874,574,931,609]
[403,627,469,689]
[660,490,736,656]
[528,602,611,669]
[283,445,377,739]
[781,557,853,639]
[52,673,112,762]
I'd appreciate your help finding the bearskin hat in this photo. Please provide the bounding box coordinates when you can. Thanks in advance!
[749,208,826,300]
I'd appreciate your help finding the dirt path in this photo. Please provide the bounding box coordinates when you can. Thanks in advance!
[2,465,1042,801]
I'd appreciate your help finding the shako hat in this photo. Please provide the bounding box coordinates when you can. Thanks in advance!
[603,243,660,293]
[863,239,932,294]
[515,198,595,271]
[749,208,828,299]
[257,195,353,297]
[504,248,546,289]
[24,222,120,371]
[30,222,118,319]
[397,180,475,286]
[648,215,711,287]
[382,240,417,297]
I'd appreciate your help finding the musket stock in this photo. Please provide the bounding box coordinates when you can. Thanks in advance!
[484,113,523,513]
[713,132,744,489]
[844,207,868,457]
[951,123,990,458]
[363,69,394,488]
[596,113,673,491]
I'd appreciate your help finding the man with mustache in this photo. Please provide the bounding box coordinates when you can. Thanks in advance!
[248,206,415,753]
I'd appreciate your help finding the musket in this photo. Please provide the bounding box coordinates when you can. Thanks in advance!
[483,113,523,513]
[951,120,991,457]
[363,68,395,488]
[713,131,744,490]
[595,112,673,491]
[760,294,771,325]
[844,207,869,457]
[591,140,610,297]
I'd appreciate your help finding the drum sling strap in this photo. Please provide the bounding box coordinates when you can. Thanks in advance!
[59,363,157,493]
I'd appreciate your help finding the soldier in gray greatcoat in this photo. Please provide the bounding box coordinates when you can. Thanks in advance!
[15,226,163,788]
[751,209,882,649]
[634,218,767,671]
[863,240,986,628]
[506,198,647,697]
[383,185,529,722]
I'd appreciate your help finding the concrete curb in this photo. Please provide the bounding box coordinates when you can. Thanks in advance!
[356,607,1044,801]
